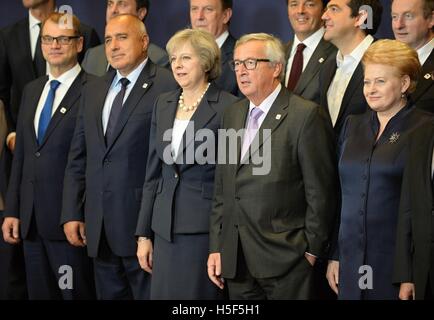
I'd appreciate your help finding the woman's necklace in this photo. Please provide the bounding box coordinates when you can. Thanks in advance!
[178,83,211,112]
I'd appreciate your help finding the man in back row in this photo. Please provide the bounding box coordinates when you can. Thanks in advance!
[391,0,434,113]
[82,0,169,76]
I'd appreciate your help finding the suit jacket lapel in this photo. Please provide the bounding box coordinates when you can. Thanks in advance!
[412,49,434,103]
[221,34,235,66]
[38,71,86,148]
[156,89,179,160]
[95,71,114,147]
[243,88,288,164]
[337,62,364,122]
[294,39,331,94]
[29,76,48,146]
[175,84,219,160]
[105,61,154,150]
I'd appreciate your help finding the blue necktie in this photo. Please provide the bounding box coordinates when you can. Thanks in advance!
[105,78,130,145]
[38,80,60,145]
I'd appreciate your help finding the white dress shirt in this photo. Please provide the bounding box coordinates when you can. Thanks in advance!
[245,83,282,129]
[417,37,434,66]
[171,118,190,160]
[285,27,325,87]
[102,58,148,133]
[215,30,229,49]
[327,35,374,126]
[34,64,81,135]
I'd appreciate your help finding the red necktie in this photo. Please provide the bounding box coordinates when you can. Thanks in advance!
[287,43,306,91]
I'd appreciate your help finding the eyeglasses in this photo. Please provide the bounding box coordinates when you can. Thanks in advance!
[229,58,271,71]
[41,35,80,45]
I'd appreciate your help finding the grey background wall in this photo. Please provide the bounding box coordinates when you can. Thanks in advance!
[0,0,393,48]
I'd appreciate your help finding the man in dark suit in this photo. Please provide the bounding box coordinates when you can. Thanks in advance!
[190,0,240,96]
[1,13,95,300]
[319,0,383,135]
[81,0,169,76]
[0,0,100,153]
[207,33,338,299]
[393,121,434,300]
[285,0,336,104]
[391,0,434,113]
[61,15,177,300]
[0,1,99,299]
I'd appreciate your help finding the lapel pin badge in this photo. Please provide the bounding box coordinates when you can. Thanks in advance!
[319,57,325,63]
[424,73,431,80]
[389,132,400,144]
[142,83,148,89]
[60,107,67,114]
[276,114,281,120]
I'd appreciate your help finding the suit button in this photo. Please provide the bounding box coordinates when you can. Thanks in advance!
[432,210,434,216]
[104,159,110,165]
[359,210,364,215]
[35,152,41,157]
[362,175,367,180]
[174,173,178,179]
[234,224,238,229]
[361,193,366,198]
[235,196,240,201]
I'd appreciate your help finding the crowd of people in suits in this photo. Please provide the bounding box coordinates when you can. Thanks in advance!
[0,0,433,300]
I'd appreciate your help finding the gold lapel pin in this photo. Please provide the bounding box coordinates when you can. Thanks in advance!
[276,114,281,120]
[60,107,67,114]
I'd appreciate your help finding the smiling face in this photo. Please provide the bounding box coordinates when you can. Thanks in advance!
[391,0,434,50]
[104,16,149,76]
[363,63,410,114]
[322,0,358,45]
[190,0,232,38]
[41,19,83,71]
[234,40,282,105]
[170,41,207,91]
[287,0,325,41]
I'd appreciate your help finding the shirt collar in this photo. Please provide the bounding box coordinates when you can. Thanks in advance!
[48,63,81,87]
[215,30,229,48]
[28,11,41,29]
[114,58,148,87]
[336,34,374,68]
[293,27,325,54]
[417,37,434,66]
[248,83,282,114]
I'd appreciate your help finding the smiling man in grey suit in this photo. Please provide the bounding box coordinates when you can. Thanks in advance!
[81,0,168,76]
[285,0,336,104]
[207,33,338,300]
[61,15,177,300]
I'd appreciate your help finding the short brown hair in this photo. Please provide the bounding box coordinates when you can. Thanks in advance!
[166,28,221,81]
[41,12,81,36]
[362,39,421,94]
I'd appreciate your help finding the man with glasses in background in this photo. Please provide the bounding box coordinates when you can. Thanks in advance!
[1,12,95,300]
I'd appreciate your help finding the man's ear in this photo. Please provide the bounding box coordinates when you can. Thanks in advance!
[138,7,147,21]
[222,8,232,25]
[355,9,369,28]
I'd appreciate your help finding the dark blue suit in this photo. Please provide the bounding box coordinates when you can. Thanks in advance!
[3,71,96,299]
[61,61,177,299]
[334,105,433,299]
[135,84,238,299]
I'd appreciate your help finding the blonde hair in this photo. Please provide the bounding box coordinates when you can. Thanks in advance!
[362,39,421,94]
[235,33,286,81]
[166,28,221,81]
[41,12,81,36]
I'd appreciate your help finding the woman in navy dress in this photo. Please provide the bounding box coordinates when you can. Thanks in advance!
[134,29,238,299]
[326,40,434,300]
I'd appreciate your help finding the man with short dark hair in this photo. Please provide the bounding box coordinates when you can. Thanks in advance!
[190,0,240,96]
[391,0,434,113]
[319,0,383,135]
[285,0,336,104]
[82,0,169,76]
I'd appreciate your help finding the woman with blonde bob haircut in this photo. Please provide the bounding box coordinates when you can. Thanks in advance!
[327,39,434,300]
[135,28,238,299]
